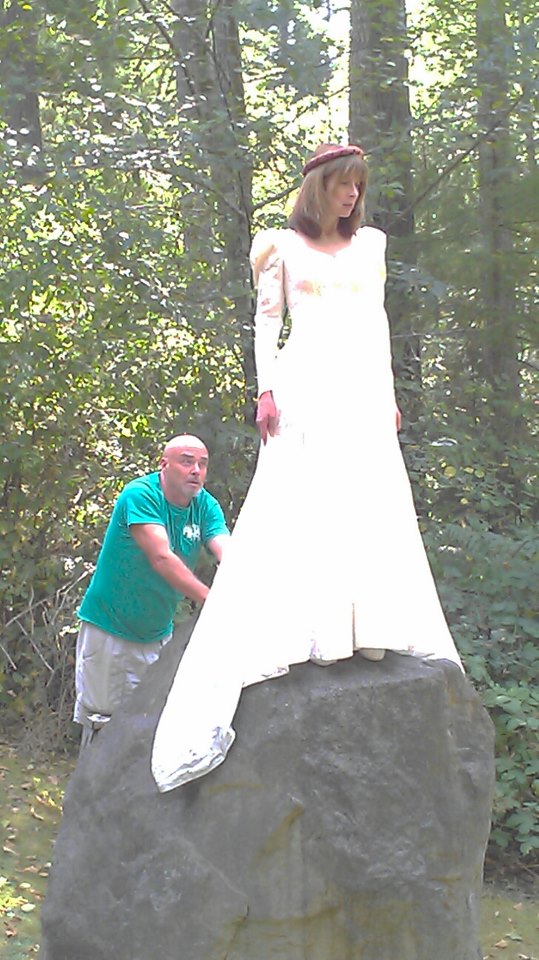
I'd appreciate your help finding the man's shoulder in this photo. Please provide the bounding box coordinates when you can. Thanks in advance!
[119,471,161,501]
[114,473,165,522]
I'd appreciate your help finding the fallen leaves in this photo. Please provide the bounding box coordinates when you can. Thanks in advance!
[20,902,36,913]
[0,745,74,953]
[481,889,539,960]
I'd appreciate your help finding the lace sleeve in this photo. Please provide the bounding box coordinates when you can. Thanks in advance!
[250,229,285,395]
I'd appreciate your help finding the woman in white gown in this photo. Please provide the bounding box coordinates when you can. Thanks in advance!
[152,143,462,792]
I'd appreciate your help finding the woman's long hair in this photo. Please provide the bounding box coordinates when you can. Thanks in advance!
[288,151,368,239]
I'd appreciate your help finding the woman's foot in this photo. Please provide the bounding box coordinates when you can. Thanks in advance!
[358,648,386,662]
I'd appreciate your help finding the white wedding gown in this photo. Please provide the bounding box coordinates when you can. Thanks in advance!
[151,226,462,792]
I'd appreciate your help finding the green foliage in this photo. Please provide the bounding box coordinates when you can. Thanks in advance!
[395,0,539,860]
[428,520,538,865]
[408,426,539,867]
[0,746,75,954]
[0,1,258,743]
[483,686,539,858]
[0,0,537,878]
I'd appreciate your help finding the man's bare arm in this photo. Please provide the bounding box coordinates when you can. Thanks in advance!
[206,533,229,563]
[130,523,209,603]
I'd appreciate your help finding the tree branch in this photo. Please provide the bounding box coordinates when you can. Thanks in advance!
[401,80,537,219]
[136,0,201,113]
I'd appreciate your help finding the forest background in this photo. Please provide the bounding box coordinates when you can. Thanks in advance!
[0,0,537,877]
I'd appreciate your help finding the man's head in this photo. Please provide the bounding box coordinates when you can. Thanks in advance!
[159,435,209,507]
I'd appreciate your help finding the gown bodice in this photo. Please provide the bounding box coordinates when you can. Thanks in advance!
[251,226,397,434]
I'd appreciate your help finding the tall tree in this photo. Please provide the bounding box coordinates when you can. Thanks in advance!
[0,0,42,148]
[171,0,255,397]
[348,0,420,412]
[348,0,414,238]
[475,0,519,408]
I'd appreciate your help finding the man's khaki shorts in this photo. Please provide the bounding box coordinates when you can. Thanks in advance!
[74,621,172,731]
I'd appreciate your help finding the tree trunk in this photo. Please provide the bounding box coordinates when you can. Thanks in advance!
[172,0,254,397]
[0,0,42,149]
[476,0,519,406]
[349,0,420,419]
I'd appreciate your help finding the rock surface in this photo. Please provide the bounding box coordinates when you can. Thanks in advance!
[40,623,494,960]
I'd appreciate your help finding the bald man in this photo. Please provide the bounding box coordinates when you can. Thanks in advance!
[74,435,229,748]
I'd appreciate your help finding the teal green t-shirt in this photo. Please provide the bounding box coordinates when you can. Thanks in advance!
[78,472,229,644]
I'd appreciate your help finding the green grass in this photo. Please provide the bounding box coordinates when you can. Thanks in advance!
[0,741,74,958]
[0,741,537,959]
[481,889,539,959]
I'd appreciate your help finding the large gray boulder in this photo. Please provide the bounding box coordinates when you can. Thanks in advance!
[40,623,494,960]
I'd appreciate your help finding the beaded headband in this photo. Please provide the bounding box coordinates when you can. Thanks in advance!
[302,144,365,177]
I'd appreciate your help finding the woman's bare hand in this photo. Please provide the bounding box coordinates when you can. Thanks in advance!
[256,391,279,444]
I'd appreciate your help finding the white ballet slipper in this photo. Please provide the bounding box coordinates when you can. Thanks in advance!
[358,648,386,662]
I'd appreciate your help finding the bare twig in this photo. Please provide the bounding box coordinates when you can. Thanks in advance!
[0,571,90,651]
[0,643,16,669]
